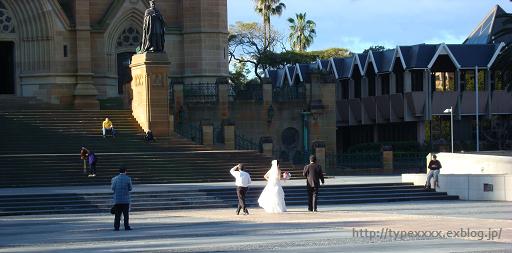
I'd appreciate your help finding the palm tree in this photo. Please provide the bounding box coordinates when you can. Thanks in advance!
[254,0,286,48]
[288,13,316,52]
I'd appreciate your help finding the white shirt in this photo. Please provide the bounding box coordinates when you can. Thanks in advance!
[230,166,251,187]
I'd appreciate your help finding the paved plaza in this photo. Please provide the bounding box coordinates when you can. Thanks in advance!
[0,200,510,253]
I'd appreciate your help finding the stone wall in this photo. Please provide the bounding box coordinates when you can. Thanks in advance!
[0,0,228,107]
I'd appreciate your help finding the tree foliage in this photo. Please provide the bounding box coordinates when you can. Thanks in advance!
[229,60,250,86]
[287,12,316,52]
[362,45,386,54]
[228,22,285,82]
[309,48,352,59]
[253,0,286,48]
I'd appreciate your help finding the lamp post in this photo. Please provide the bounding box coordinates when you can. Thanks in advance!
[443,106,453,153]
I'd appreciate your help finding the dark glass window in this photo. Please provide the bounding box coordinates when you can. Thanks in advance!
[381,74,390,95]
[368,74,375,96]
[354,77,361,98]
[342,79,349,99]
[395,70,404,94]
[411,71,424,92]
[463,70,485,91]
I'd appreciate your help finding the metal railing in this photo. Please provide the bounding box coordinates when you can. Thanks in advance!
[337,152,382,169]
[229,83,263,101]
[273,85,306,102]
[235,132,259,151]
[393,152,427,171]
[175,122,203,144]
[183,83,219,104]
[325,152,336,171]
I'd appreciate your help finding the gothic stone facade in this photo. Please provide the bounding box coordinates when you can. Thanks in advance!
[0,0,228,105]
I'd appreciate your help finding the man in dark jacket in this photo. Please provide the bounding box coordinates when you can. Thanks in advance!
[111,167,133,231]
[303,155,325,212]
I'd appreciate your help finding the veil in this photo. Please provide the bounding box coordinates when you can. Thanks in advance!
[267,160,279,181]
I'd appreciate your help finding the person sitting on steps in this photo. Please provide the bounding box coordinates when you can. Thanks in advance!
[144,130,155,142]
[102,117,116,138]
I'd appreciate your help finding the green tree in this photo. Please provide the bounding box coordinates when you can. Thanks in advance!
[229,60,250,86]
[362,45,386,54]
[254,0,286,48]
[287,13,316,51]
[309,48,352,59]
[260,47,352,69]
[228,22,284,82]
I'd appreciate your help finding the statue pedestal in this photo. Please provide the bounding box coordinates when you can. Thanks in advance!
[130,53,170,136]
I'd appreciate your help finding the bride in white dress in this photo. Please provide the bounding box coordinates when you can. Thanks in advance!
[258,160,287,213]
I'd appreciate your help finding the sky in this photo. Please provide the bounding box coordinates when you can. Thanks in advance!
[227,0,511,53]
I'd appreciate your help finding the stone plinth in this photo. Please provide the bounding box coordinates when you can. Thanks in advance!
[73,82,99,110]
[260,136,273,157]
[130,53,171,136]
[202,123,214,146]
[382,148,394,173]
[313,141,327,171]
[224,124,235,150]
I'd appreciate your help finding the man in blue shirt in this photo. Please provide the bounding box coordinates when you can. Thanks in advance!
[111,167,133,231]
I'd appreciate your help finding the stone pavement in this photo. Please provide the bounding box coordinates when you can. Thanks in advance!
[0,200,510,253]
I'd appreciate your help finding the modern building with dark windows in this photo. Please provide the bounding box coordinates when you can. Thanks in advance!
[264,5,512,154]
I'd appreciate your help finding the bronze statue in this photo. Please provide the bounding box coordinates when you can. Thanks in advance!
[139,0,166,53]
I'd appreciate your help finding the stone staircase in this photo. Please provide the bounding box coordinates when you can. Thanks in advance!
[0,183,458,216]
[0,99,459,213]
[0,109,301,187]
[0,95,66,110]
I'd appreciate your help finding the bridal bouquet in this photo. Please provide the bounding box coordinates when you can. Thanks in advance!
[282,171,291,180]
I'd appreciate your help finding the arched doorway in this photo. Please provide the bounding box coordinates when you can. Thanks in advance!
[0,41,14,94]
[117,52,135,95]
[116,26,140,95]
[0,3,16,95]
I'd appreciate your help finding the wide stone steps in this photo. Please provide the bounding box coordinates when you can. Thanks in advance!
[0,109,297,187]
[0,183,459,216]
[0,150,303,187]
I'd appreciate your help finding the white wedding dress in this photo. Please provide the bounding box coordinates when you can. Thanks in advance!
[258,160,287,213]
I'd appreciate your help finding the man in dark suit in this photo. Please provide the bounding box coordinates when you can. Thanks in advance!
[303,155,325,212]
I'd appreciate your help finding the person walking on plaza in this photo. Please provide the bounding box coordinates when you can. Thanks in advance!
[102,117,116,138]
[112,167,133,231]
[303,155,325,212]
[425,154,442,189]
[87,151,97,177]
[80,147,89,174]
[230,163,251,215]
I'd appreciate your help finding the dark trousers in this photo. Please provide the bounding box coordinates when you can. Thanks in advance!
[307,185,319,211]
[236,186,248,214]
[89,162,96,175]
[114,203,130,229]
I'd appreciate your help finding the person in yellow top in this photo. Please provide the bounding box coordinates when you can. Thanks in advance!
[102,117,116,138]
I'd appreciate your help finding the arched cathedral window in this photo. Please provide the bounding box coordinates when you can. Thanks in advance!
[0,2,15,34]
[116,26,140,48]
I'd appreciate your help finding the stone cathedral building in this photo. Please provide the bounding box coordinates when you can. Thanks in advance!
[0,0,228,107]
